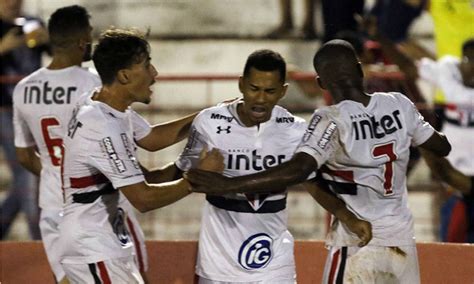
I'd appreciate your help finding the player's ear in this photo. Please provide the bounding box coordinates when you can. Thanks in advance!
[357,62,364,79]
[238,76,244,93]
[316,76,326,89]
[117,70,129,85]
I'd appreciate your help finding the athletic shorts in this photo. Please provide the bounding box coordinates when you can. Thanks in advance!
[63,256,143,284]
[322,245,419,284]
[39,209,65,282]
[198,276,295,284]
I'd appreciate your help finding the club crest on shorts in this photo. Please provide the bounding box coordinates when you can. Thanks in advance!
[238,233,273,270]
[113,208,131,246]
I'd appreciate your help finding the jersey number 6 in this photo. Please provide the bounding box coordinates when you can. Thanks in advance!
[41,117,63,166]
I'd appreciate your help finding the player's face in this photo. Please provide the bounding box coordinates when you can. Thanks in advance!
[238,67,287,126]
[460,48,474,88]
[126,55,158,104]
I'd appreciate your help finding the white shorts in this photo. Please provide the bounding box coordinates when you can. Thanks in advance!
[322,245,419,284]
[39,209,65,282]
[198,276,295,284]
[63,256,143,284]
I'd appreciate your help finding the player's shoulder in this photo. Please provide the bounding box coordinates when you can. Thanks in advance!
[15,67,46,86]
[370,91,409,104]
[271,105,307,128]
[194,103,234,125]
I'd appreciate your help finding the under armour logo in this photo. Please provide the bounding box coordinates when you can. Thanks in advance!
[217,126,231,134]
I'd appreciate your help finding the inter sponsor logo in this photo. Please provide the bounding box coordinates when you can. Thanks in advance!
[227,149,285,171]
[210,113,234,122]
[238,233,273,270]
[318,121,337,149]
[276,117,295,123]
[23,81,76,105]
[352,110,403,140]
[102,136,126,173]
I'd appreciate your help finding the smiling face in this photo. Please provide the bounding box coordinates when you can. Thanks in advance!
[238,67,287,127]
[124,55,158,104]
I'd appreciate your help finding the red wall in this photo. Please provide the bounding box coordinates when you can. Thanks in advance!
[1,241,473,283]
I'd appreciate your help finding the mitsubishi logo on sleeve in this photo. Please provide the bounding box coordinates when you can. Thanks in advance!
[217,125,231,134]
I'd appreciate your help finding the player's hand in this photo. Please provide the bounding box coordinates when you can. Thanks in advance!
[197,147,224,173]
[344,216,372,247]
[185,169,231,194]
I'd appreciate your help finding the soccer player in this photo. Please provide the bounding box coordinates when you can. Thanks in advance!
[13,7,198,283]
[163,49,371,283]
[59,28,220,283]
[187,40,451,283]
[12,6,100,283]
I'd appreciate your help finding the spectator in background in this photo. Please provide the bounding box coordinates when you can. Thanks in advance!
[266,0,365,41]
[0,0,49,240]
[421,149,474,243]
[369,0,427,44]
[266,0,317,40]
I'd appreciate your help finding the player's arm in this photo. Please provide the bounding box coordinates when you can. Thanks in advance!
[121,149,223,212]
[142,162,183,183]
[15,146,42,176]
[420,149,471,195]
[418,131,451,157]
[187,152,317,194]
[295,181,372,246]
[136,112,198,151]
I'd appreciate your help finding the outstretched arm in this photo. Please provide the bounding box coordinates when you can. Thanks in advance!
[137,112,198,151]
[187,152,317,194]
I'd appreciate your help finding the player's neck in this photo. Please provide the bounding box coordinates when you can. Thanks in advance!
[332,88,370,106]
[48,55,82,70]
[94,86,131,112]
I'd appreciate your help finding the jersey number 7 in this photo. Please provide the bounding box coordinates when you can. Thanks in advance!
[372,141,397,196]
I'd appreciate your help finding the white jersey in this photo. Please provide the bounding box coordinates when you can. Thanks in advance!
[13,66,101,209]
[419,56,474,175]
[297,92,435,247]
[60,97,149,265]
[176,100,307,282]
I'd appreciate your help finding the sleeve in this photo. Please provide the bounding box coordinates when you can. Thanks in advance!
[295,110,339,169]
[397,94,435,146]
[86,125,145,189]
[130,110,152,141]
[175,116,209,171]
[12,85,35,147]
[417,57,439,86]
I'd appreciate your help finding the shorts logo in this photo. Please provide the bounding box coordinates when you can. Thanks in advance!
[238,233,273,270]
[113,208,130,246]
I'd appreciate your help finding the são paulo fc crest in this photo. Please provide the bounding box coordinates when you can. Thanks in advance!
[238,233,273,270]
[113,208,131,246]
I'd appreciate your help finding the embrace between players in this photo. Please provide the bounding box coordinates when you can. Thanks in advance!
[12,5,451,284]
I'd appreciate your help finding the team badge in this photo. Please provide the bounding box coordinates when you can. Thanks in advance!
[112,208,131,246]
[238,233,273,270]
